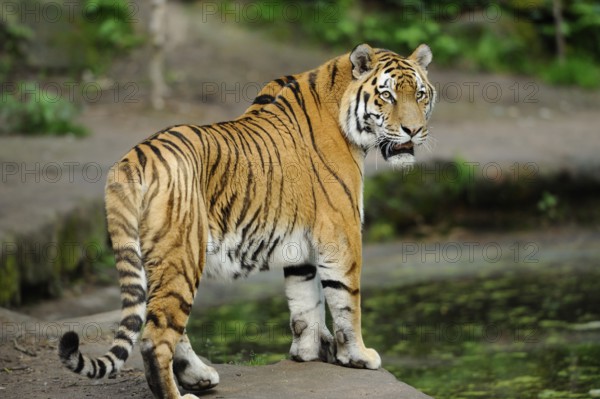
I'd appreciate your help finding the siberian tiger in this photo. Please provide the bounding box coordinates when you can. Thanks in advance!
[59,43,436,398]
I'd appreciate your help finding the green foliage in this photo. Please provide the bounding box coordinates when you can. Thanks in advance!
[0,12,34,79]
[365,222,395,242]
[64,0,142,74]
[537,191,559,220]
[3,0,140,77]
[0,82,88,136]
[541,57,600,88]
[231,0,600,88]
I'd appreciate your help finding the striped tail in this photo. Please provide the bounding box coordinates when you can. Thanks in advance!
[59,160,145,379]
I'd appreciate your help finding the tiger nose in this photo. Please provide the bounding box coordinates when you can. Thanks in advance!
[401,125,423,137]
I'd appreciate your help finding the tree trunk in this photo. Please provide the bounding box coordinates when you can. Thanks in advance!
[552,0,566,63]
[149,0,168,110]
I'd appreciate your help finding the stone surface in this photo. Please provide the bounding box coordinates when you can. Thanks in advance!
[0,308,431,399]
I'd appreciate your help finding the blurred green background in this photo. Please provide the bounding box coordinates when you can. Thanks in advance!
[1,1,600,398]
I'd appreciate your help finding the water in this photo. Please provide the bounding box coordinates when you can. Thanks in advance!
[187,263,600,398]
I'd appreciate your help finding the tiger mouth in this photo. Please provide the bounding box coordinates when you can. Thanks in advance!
[380,140,414,160]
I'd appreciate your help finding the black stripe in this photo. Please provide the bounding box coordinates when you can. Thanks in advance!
[121,314,144,332]
[265,236,281,261]
[321,279,359,295]
[87,358,97,378]
[121,284,146,302]
[308,70,321,106]
[97,358,107,378]
[105,186,137,216]
[277,96,302,130]
[309,158,336,210]
[354,86,363,132]
[104,354,115,372]
[107,220,137,240]
[251,239,266,262]
[141,342,165,397]
[235,164,254,228]
[330,59,338,88]
[345,262,358,276]
[167,291,192,315]
[110,345,129,361]
[118,269,140,279]
[146,311,160,327]
[117,161,138,185]
[220,192,238,231]
[134,146,147,169]
[157,137,188,163]
[167,130,200,172]
[284,264,317,281]
[115,247,142,267]
[168,322,186,335]
[73,352,84,373]
[363,91,371,105]
[240,206,262,243]
[145,143,168,168]
[115,331,134,347]
[253,94,275,104]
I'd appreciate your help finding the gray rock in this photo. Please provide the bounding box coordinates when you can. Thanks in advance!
[203,360,432,399]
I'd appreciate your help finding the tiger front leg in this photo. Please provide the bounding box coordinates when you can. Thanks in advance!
[284,264,336,364]
[317,257,381,370]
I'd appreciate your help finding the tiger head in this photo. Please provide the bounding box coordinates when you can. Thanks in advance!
[339,43,436,168]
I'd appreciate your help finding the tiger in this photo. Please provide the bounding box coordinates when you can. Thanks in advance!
[58,43,436,399]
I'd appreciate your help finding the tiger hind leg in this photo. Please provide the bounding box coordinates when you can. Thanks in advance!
[140,241,203,397]
[284,264,336,363]
[173,334,219,391]
[141,300,196,398]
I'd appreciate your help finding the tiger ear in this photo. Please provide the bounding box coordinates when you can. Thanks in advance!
[350,43,374,79]
[409,44,432,71]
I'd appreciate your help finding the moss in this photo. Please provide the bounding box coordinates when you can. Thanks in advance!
[0,252,20,305]
[0,200,110,306]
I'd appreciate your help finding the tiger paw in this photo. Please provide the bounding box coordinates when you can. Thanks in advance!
[317,330,337,364]
[290,326,336,364]
[336,347,381,370]
[181,395,200,399]
[174,358,219,391]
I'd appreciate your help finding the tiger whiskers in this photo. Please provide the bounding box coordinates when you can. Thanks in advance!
[422,130,437,153]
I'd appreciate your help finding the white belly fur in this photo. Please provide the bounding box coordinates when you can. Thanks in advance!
[204,230,312,280]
